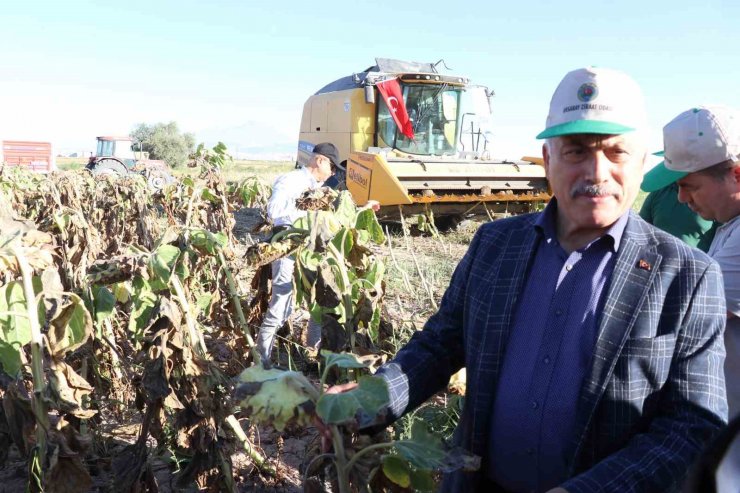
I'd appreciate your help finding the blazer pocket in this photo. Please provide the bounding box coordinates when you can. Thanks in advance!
[615,335,677,392]
[621,334,677,358]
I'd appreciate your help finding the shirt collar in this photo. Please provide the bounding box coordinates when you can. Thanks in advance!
[535,198,629,252]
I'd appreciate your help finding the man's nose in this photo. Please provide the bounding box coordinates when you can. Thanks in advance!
[585,151,611,182]
[677,186,689,204]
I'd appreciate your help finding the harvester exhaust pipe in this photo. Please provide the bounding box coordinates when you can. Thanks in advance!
[364,85,375,104]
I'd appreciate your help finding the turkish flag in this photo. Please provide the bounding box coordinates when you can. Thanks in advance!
[376,79,415,140]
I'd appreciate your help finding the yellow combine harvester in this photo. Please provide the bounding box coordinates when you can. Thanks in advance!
[297,58,549,220]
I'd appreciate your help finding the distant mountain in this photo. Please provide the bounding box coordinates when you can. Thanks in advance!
[195,121,297,161]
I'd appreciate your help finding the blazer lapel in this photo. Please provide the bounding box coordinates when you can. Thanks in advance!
[569,219,661,466]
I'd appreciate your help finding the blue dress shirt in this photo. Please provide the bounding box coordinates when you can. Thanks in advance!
[487,201,628,492]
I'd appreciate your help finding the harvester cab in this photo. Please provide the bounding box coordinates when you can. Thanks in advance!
[297,58,550,221]
[86,136,174,190]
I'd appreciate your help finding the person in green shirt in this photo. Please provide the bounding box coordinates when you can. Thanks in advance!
[639,181,717,252]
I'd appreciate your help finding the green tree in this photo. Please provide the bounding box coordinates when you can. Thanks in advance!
[130,122,196,168]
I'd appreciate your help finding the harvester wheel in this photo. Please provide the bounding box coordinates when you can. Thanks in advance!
[88,158,129,177]
[142,166,175,191]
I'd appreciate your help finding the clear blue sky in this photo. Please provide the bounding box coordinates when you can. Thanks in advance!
[1,0,738,158]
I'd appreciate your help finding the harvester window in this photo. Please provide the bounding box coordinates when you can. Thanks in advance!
[377,83,461,156]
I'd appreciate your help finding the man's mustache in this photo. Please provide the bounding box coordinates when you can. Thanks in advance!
[570,184,622,199]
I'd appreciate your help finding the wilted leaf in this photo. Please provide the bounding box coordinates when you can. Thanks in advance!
[355,208,385,244]
[52,211,71,235]
[200,188,220,204]
[316,375,389,426]
[148,244,180,291]
[113,439,159,493]
[331,227,353,256]
[93,286,116,325]
[40,268,65,300]
[320,350,372,371]
[47,361,96,419]
[47,293,93,358]
[2,384,35,455]
[394,421,480,473]
[195,293,213,315]
[382,455,411,488]
[315,261,342,309]
[362,261,385,289]
[142,353,171,404]
[297,248,321,271]
[45,418,93,493]
[0,281,33,376]
[235,365,319,431]
[45,455,93,493]
[393,421,446,470]
[333,192,358,227]
[112,282,131,303]
[0,228,55,275]
[307,212,342,253]
[189,229,227,256]
[410,468,436,491]
[231,176,270,209]
[129,277,157,339]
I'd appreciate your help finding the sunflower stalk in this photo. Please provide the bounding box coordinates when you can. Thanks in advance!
[11,245,50,470]
[217,249,260,362]
[170,273,208,358]
[224,414,275,476]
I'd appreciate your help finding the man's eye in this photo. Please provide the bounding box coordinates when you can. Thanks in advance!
[607,148,631,161]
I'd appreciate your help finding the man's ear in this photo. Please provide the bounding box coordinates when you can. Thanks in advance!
[732,164,740,188]
[542,143,550,178]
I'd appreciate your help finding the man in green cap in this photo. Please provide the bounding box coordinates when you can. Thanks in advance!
[642,105,740,419]
[640,152,717,252]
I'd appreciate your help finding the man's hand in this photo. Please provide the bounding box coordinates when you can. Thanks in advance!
[364,200,381,212]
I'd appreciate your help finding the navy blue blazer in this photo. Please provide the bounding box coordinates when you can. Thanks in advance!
[378,211,728,492]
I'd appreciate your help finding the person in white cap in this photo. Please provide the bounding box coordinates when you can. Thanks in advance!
[643,105,740,417]
[325,68,727,492]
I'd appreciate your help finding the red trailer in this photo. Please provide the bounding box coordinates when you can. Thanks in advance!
[1,140,55,172]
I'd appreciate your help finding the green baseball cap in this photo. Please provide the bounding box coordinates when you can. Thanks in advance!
[640,151,687,192]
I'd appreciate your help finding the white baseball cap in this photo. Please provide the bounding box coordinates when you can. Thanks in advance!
[641,105,740,192]
[537,67,647,139]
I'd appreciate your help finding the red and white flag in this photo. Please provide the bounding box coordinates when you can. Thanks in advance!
[376,79,415,140]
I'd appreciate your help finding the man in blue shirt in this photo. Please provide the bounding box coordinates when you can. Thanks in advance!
[363,68,728,492]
